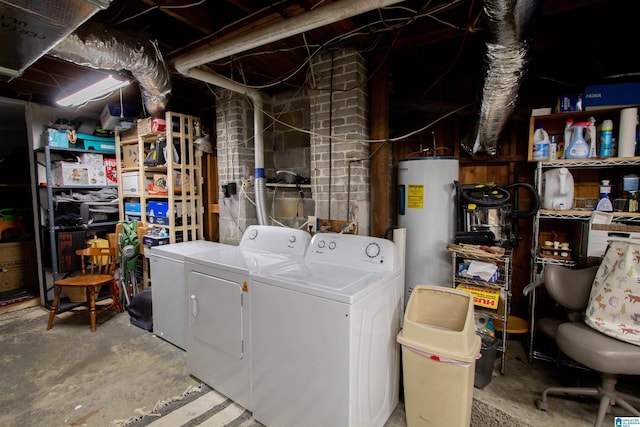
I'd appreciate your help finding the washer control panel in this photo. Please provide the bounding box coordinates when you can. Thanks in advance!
[308,233,397,271]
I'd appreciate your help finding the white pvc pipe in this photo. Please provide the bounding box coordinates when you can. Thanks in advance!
[183,68,269,225]
[174,0,404,74]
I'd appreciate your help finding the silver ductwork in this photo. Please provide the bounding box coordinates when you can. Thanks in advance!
[0,0,111,81]
[469,0,537,156]
[50,22,171,117]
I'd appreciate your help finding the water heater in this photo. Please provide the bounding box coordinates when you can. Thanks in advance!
[398,157,458,304]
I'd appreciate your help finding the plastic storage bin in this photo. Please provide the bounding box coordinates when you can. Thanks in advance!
[474,333,498,389]
[397,285,481,427]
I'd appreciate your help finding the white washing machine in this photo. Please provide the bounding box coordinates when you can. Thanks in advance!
[183,225,311,411]
[148,240,221,350]
[250,233,403,427]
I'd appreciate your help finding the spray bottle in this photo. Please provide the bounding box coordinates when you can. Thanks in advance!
[565,122,591,159]
[600,119,613,158]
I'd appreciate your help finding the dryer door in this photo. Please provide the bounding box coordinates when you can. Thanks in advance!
[189,271,244,358]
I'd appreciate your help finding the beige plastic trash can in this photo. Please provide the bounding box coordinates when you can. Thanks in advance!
[397,285,481,427]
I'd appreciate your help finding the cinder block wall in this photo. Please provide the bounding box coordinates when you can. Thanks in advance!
[215,48,370,243]
[215,90,257,244]
[309,49,370,235]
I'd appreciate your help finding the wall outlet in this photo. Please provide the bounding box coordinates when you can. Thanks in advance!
[308,216,318,234]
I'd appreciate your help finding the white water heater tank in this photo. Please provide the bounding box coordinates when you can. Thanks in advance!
[398,157,459,305]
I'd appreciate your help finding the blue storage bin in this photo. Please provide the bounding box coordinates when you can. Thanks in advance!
[43,129,72,148]
[77,133,116,153]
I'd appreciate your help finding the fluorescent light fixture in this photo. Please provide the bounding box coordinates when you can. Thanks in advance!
[56,75,130,107]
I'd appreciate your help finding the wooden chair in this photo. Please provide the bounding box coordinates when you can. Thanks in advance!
[47,247,123,332]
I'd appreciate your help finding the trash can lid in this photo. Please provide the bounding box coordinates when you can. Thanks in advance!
[397,330,481,363]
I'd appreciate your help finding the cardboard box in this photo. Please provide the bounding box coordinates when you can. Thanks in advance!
[142,234,171,247]
[583,82,640,109]
[147,201,170,225]
[150,172,190,194]
[87,165,107,186]
[0,241,37,292]
[456,284,500,310]
[124,202,142,222]
[125,202,141,213]
[151,173,169,194]
[123,145,140,169]
[52,162,89,186]
[125,213,142,221]
[101,103,140,131]
[137,117,166,135]
[556,94,583,112]
[104,157,117,185]
[80,152,104,166]
[147,215,170,225]
[122,171,141,194]
[147,201,169,217]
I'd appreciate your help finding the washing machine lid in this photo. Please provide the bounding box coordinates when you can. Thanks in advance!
[185,245,295,275]
[149,240,223,261]
[251,260,398,304]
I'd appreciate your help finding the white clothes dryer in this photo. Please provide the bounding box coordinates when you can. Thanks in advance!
[148,240,221,350]
[249,233,403,427]
[183,225,311,411]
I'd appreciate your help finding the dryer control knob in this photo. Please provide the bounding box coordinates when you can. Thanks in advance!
[328,241,336,250]
[289,235,296,243]
[318,240,326,248]
[248,229,258,240]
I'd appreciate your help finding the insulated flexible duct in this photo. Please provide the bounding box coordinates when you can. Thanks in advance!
[51,22,171,117]
[469,0,537,156]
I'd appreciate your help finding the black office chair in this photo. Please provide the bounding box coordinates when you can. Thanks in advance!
[534,264,640,427]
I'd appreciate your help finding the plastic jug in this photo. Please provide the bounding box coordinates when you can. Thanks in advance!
[543,167,574,210]
[532,127,550,160]
[565,123,591,159]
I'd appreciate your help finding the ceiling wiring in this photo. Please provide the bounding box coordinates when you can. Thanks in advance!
[206,0,471,91]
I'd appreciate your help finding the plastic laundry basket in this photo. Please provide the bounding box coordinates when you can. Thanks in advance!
[397,285,481,427]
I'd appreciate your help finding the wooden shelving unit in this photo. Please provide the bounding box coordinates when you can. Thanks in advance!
[115,113,205,287]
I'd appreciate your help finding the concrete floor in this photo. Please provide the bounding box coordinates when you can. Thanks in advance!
[0,306,637,427]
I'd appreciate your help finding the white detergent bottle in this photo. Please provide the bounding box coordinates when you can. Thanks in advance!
[565,122,590,159]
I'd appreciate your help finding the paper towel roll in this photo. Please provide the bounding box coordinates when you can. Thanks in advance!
[618,107,638,157]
